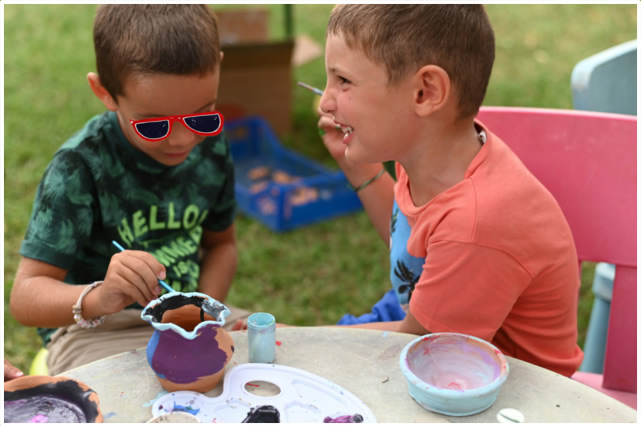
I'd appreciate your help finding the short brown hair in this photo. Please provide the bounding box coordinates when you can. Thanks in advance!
[93,5,221,100]
[328,5,495,119]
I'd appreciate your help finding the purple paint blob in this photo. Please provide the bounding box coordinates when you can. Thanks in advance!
[324,414,364,423]
[151,325,229,384]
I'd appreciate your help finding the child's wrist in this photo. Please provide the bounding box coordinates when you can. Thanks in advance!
[74,282,108,326]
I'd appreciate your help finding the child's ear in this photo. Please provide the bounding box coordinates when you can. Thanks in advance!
[413,65,450,117]
[87,72,118,111]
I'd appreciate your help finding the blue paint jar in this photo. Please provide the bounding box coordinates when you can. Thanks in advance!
[247,312,276,363]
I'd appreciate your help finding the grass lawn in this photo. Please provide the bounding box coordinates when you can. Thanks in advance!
[4,4,636,373]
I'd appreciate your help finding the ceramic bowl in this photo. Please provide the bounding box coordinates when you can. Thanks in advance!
[399,332,509,416]
[4,375,103,423]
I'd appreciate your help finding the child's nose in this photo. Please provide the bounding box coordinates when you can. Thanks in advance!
[168,122,199,146]
[319,88,335,115]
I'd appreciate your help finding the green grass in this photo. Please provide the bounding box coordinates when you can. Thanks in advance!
[4,4,636,373]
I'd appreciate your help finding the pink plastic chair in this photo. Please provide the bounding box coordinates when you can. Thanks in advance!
[476,106,637,409]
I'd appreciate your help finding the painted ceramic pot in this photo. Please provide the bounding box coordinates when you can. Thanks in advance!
[4,375,103,423]
[141,292,235,393]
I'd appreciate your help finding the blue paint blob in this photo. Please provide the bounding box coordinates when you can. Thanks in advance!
[172,402,200,415]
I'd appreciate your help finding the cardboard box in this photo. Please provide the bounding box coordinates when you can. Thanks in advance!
[215,8,295,136]
[216,8,269,44]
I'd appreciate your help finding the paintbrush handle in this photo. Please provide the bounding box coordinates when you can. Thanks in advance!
[297,81,324,96]
[111,240,174,292]
[158,280,174,293]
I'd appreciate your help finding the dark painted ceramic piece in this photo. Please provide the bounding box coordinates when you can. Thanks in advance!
[4,375,103,423]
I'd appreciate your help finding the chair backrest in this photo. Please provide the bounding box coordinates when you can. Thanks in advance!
[476,106,637,392]
[571,40,637,377]
[571,39,637,115]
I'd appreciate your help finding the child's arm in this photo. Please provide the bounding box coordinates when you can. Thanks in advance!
[10,252,165,327]
[197,225,237,302]
[345,165,395,245]
[318,115,394,245]
[340,310,430,335]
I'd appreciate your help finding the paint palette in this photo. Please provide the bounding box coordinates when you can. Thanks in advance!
[152,364,376,422]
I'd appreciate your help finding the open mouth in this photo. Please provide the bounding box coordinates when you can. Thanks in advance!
[334,118,354,142]
[340,125,354,134]
[340,125,354,143]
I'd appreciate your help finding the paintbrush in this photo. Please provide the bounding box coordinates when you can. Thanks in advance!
[298,81,344,133]
[111,240,174,293]
[297,81,324,96]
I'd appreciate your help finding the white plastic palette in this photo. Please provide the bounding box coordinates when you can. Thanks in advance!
[152,363,376,423]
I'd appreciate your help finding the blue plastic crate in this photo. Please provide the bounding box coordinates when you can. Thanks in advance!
[226,117,363,232]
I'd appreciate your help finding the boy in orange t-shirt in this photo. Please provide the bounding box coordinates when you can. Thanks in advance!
[317,4,583,376]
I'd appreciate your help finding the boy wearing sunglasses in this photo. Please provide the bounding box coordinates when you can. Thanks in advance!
[10,5,249,375]
[316,5,583,377]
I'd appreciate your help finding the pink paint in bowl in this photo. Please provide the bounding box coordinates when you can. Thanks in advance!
[399,333,509,416]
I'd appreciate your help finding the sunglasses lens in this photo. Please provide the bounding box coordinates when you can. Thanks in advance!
[135,120,169,140]
[183,114,221,134]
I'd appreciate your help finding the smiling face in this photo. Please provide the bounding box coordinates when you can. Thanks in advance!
[114,69,221,167]
[320,33,417,164]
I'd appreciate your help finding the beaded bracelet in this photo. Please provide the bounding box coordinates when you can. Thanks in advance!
[72,281,106,328]
[348,168,386,193]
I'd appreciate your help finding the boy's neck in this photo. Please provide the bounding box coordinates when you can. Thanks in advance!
[401,116,482,207]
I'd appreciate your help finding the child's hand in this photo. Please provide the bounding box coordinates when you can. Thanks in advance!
[317,114,348,163]
[230,319,289,332]
[4,359,24,382]
[100,250,166,313]
[231,318,247,331]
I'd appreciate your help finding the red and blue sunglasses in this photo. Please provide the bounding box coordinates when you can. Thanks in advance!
[130,111,224,142]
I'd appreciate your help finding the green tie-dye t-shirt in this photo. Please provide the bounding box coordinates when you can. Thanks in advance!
[20,111,236,344]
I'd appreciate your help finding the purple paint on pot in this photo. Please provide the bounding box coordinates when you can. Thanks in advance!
[151,325,229,384]
[142,292,234,392]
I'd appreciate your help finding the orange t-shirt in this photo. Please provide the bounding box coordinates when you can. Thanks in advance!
[395,122,584,377]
